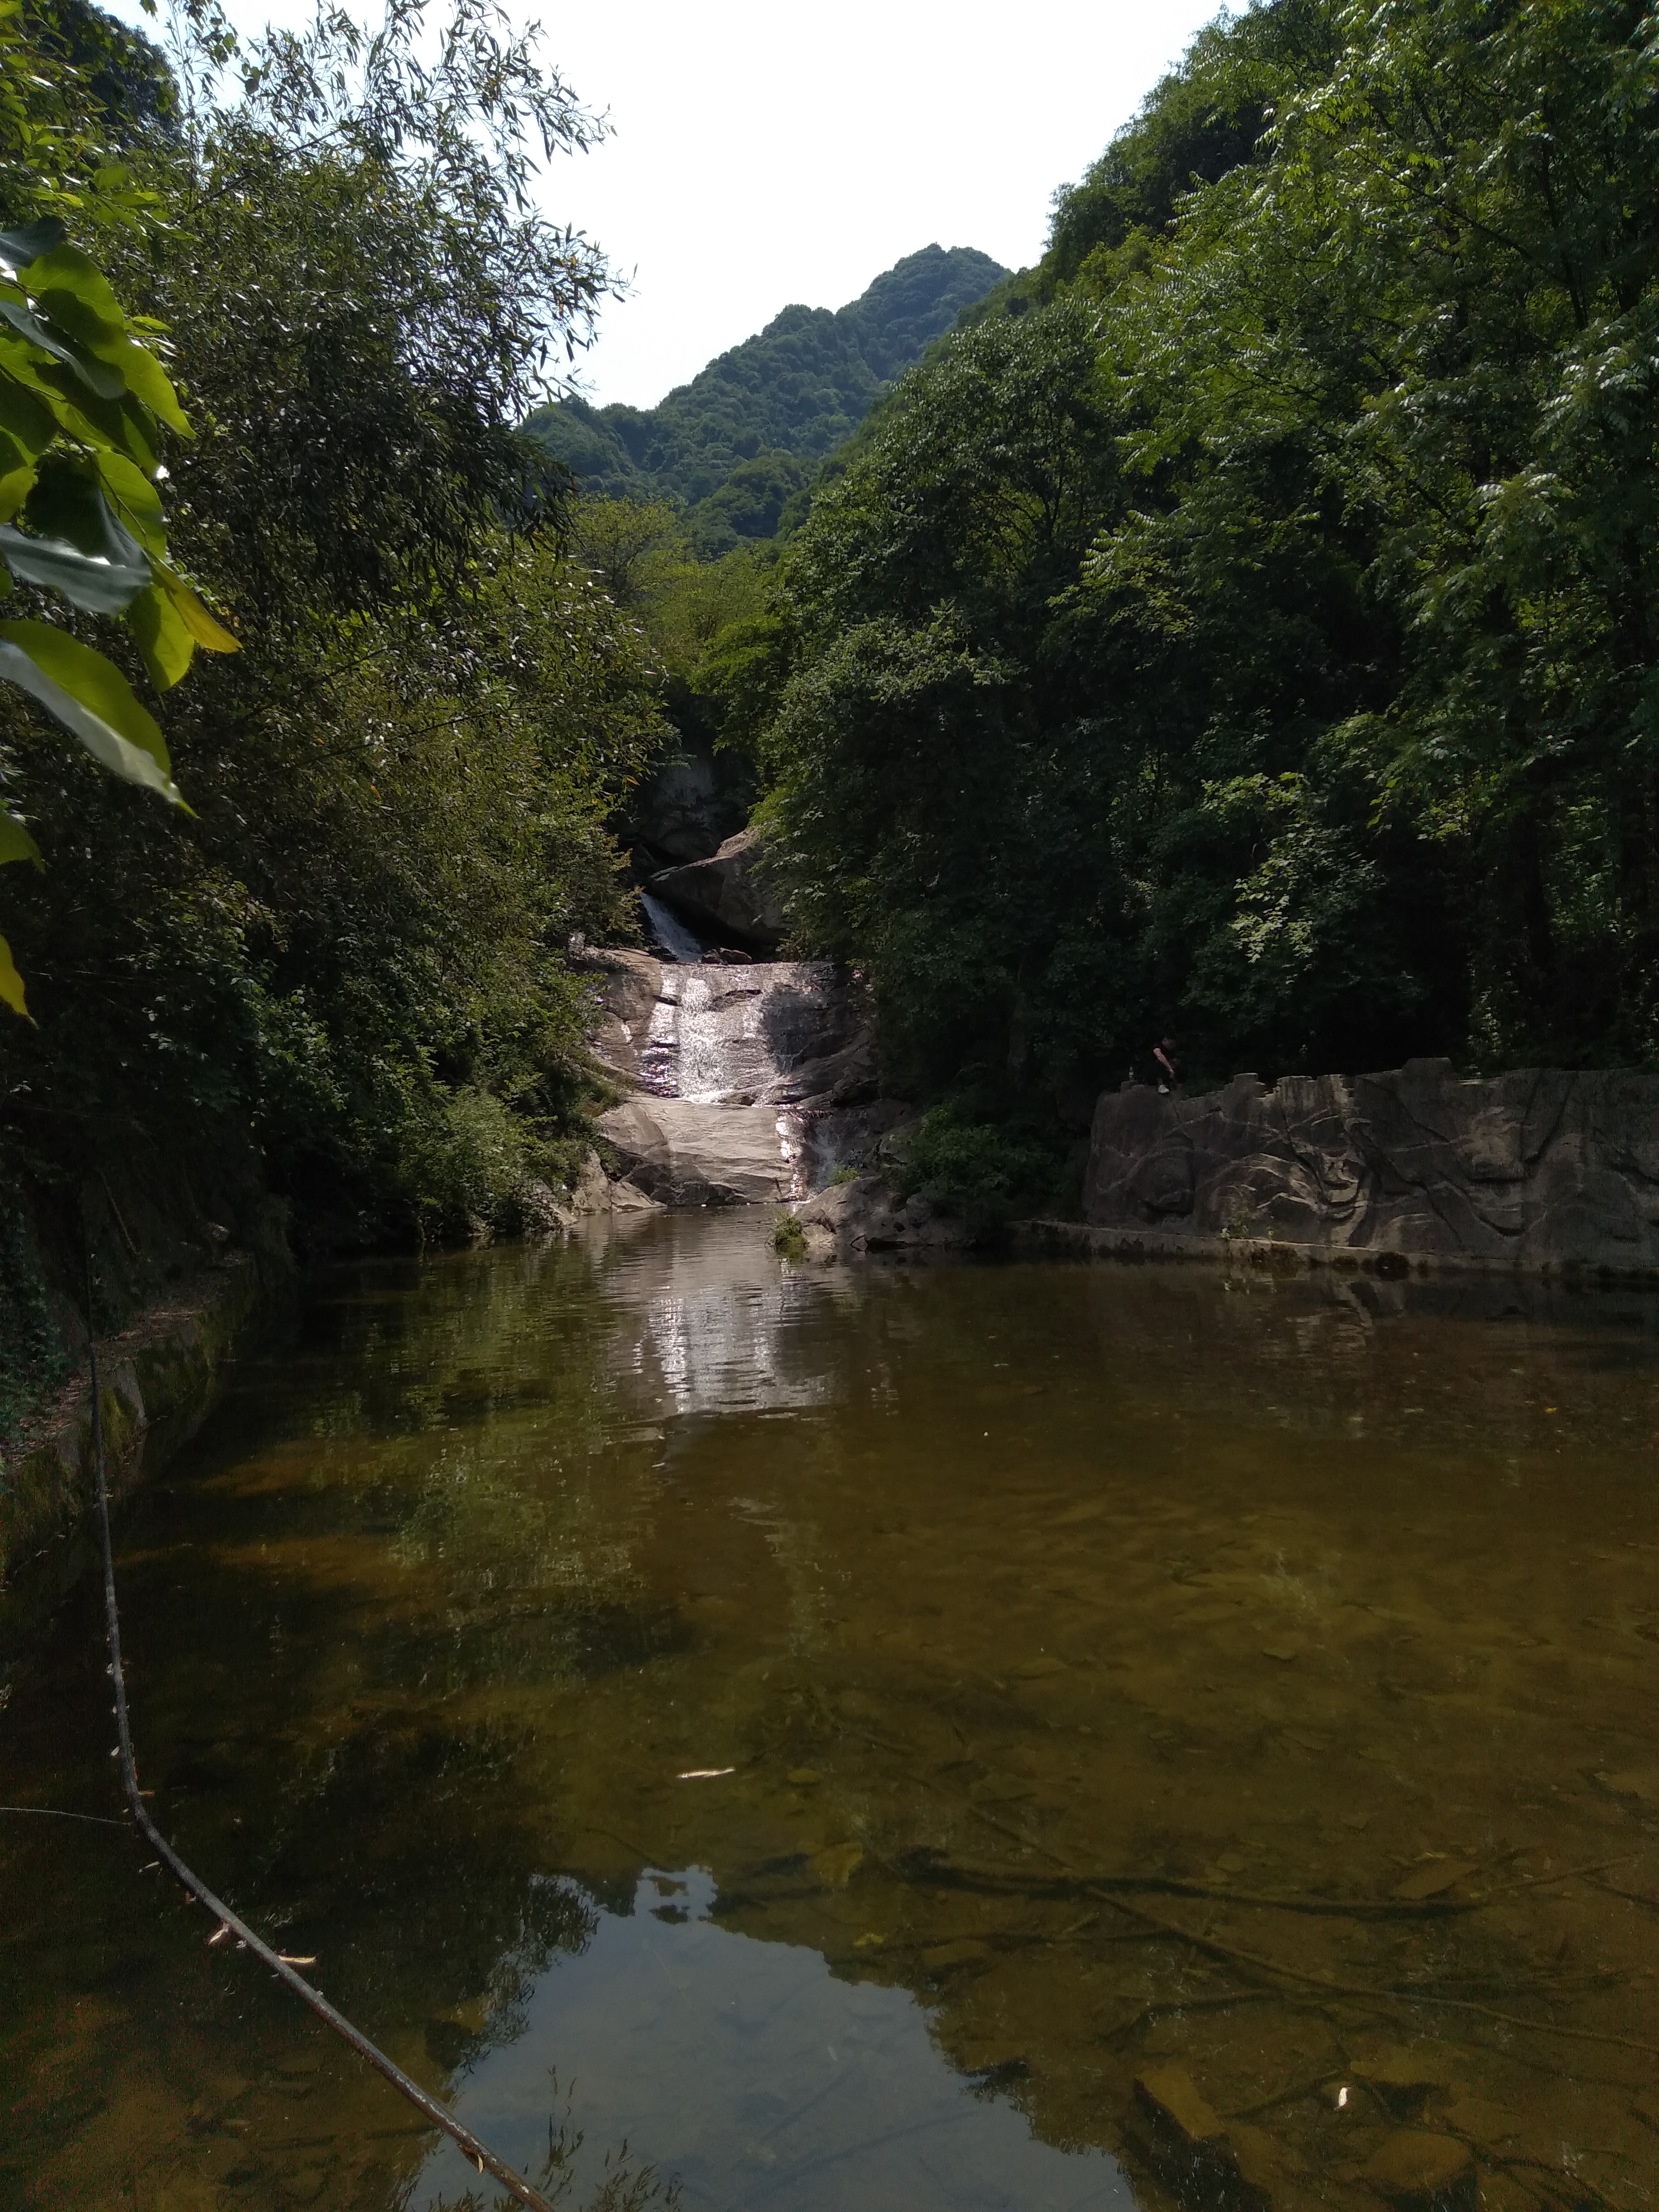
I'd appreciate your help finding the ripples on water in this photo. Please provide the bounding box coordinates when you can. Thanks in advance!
[1,1212,1656,2211]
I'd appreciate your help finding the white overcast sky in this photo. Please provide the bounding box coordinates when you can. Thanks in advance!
[110,0,1226,408]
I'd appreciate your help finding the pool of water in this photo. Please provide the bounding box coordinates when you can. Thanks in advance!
[2,1213,1656,2211]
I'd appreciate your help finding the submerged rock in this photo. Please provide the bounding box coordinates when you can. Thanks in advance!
[1361,2131,1477,2211]
[1128,2064,1272,2211]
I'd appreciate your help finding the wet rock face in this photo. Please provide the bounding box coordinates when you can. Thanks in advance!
[647,828,785,955]
[581,950,892,1207]
[1083,1060,1659,1274]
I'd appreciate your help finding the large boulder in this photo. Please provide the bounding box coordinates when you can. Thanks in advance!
[793,1171,969,1260]
[648,828,785,954]
[1081,1061,1659,1275]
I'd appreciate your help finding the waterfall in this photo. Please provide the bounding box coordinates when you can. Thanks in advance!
[591,952,878,1206]
[639,892,707,965]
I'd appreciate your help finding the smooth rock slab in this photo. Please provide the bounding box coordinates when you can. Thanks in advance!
[598,1099,802,1206]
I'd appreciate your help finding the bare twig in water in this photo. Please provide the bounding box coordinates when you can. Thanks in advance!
[0,1804,124,1826]
[1090,1892,1659,2059]
[897,1846,1482,1920]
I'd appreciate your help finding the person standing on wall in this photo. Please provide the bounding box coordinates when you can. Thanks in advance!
[1152,1036,1180,1094]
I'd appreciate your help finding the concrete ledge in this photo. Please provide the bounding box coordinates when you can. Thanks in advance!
[0,1249,274,1592]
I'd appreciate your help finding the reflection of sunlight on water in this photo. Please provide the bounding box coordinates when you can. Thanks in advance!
[601,1216,847,1419]
[412,1869,1130,2212]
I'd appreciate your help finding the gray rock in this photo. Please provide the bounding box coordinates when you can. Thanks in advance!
[795,1171,969,1258]
[625,735,753,865]
[1361,2131,1476,2211]
[1128,2065,1272,2212]
[649,828,786,954]
[574,947,663,1089]
[597,1098,801,1206]
[1079,1062,1659,1277]
[520,1150,664,1235]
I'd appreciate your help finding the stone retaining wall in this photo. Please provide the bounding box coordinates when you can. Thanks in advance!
[1075,1059,1659,1278]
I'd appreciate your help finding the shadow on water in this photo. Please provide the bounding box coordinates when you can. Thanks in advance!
[2,1211,1656,2210]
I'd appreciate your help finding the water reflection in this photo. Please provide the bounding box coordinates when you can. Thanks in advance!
[2,1215,1656,2211]
[415,1867,1128,2211]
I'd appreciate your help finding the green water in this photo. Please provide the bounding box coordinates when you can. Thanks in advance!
[2,1212,1656,2212]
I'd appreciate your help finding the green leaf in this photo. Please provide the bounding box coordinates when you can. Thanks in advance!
[127,579,194,688]
[158,566,239,653]
[0,811,42,866]
[27,241,128,340]
[95,448,165,550]
[0,297,124,400]
[0,430,36,523]
[0,221,67,280]
[0,525,149,612]
[0,619,181,801]
[0,370,55,458]
[0,930,28,1019]
[100,334,189,434]
[25,456,147,564]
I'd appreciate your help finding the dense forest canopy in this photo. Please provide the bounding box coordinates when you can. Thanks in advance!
[523,246,1007,553]
[0,0,669,1282]
[727,0,1659,1204]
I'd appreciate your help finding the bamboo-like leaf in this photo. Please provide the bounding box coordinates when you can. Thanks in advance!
[0,929,28,1019]
[0,524,149,611]
[0,619,181,801]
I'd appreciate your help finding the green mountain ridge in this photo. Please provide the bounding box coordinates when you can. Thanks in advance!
[524,243,1006,550]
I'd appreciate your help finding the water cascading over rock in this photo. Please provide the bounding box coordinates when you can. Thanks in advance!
[579,949,887,1206]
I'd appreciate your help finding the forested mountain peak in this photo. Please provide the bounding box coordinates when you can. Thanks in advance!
[523,243,1006,550]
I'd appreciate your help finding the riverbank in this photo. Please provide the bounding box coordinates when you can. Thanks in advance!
[0,1244,288,1610]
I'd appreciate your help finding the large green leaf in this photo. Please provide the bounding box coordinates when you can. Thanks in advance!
[0,619,181,801]
[0,296,124,400]
[0,930,27,1019]
[0,369,55,459]
[0,811,42,865]
[26,456,148,564]
[95,448,166,550]
[26,241,127,341]
[0,430,36,523]
[0,221,67,280]
[0,525,149,612]
[127,579,194,688]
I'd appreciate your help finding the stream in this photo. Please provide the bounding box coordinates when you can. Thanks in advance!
[2,1216,1657,2210]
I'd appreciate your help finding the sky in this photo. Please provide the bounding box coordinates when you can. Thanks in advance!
[109,0,1226,409]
